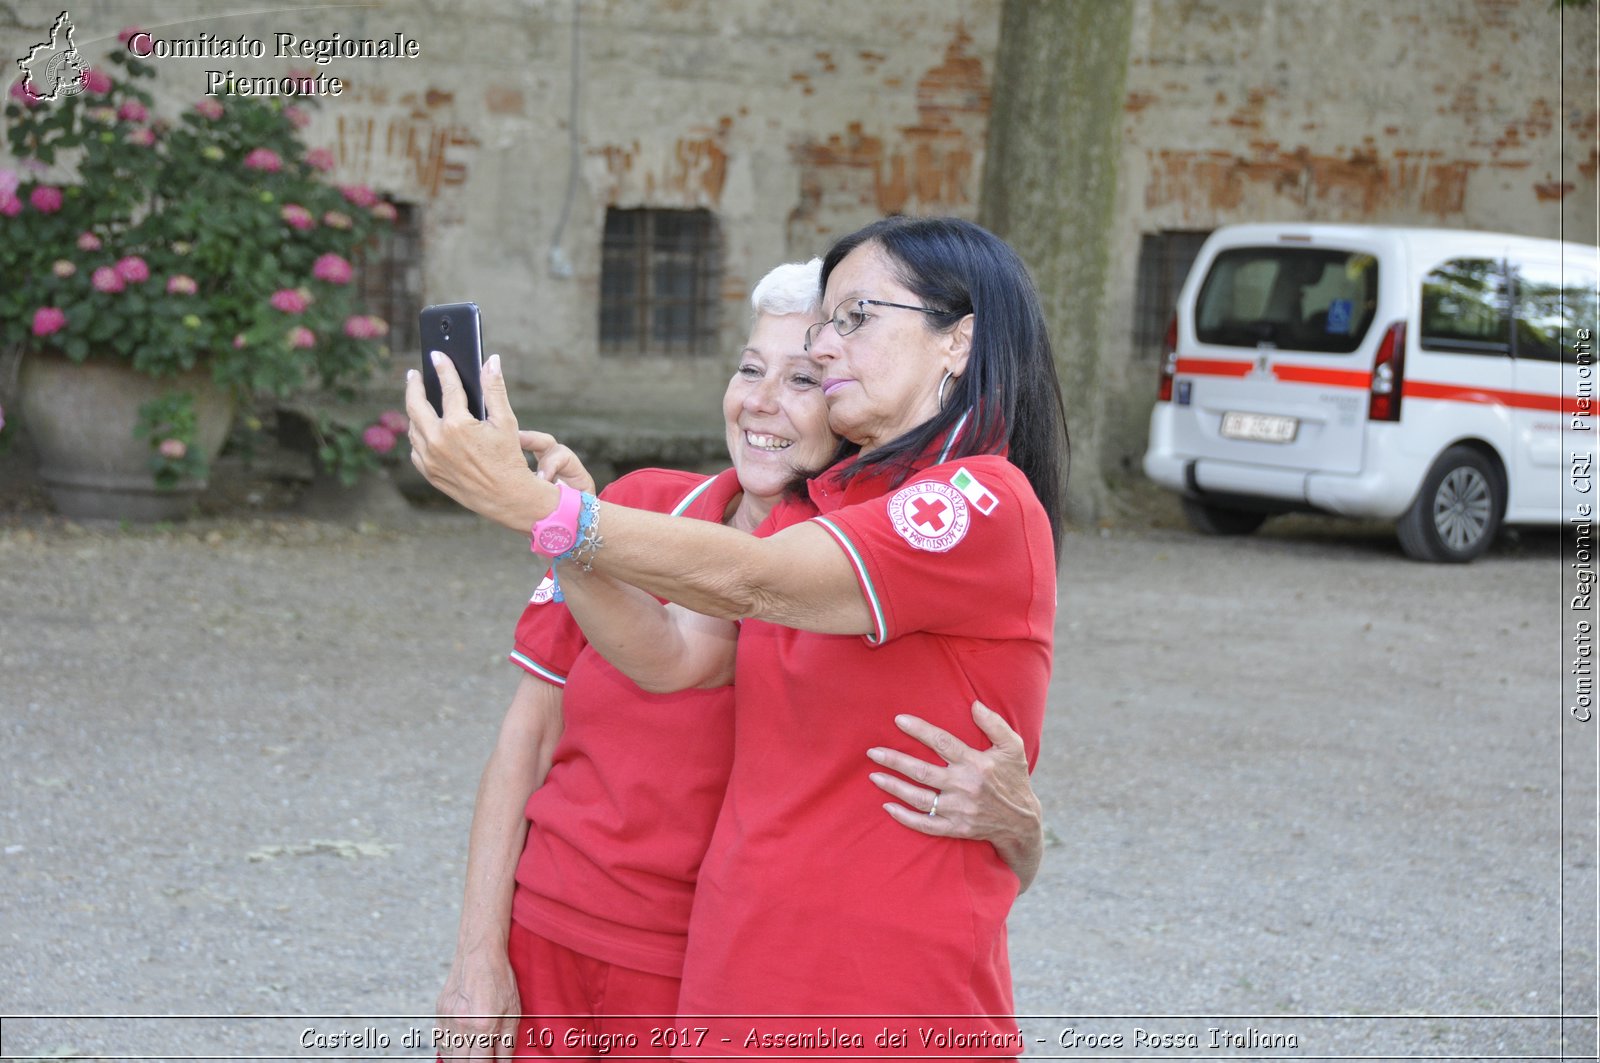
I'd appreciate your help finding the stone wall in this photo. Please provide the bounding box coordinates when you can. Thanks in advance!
[2,0,1593,487]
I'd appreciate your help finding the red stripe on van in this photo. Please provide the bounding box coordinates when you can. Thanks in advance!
[1271,365,1373,389]
[1173,358,1252,378]
[1174,359,1371,388]
[1407,381,1592,416]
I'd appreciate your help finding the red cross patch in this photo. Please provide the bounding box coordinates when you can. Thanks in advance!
[887,480,970,552]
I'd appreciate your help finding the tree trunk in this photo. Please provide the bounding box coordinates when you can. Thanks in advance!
[980,0,1135,524]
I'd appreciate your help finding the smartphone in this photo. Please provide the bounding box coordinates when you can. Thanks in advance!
[419,301,486,419]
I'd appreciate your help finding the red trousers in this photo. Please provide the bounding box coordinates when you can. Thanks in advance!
[507,920,683,1059]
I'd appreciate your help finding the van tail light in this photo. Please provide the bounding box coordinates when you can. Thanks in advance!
[1368,321,1407,422]
[1156,314,1179,402]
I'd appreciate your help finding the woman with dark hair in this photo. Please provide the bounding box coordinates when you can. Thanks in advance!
[433,260,1046,1060]
[408,216,1068,1053]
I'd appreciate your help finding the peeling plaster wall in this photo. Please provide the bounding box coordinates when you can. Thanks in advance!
[6,1,1591,465]
[1100,0,1599,477]
[1,0,998,423]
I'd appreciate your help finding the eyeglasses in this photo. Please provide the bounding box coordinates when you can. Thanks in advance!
[803,298,944,352]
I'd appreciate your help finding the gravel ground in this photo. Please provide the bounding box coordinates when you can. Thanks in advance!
[0,491,1594,1061]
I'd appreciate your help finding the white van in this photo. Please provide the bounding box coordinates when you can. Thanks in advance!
[1143,223,1597,561]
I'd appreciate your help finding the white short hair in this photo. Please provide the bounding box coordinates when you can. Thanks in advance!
[750,258,822,318]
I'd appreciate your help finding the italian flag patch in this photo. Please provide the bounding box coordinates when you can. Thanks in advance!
[950,466,999,515]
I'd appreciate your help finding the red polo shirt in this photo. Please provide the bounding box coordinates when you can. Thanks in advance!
[678,450,1055,1056]
[509,467,744,978]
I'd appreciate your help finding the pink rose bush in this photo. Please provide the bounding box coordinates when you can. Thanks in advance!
[280,204,314,230]
[270,288,310,314]
[243,147,282,172]
[32,307,66,337]
[343,315,389,340]
[1,33,398,490]
[362,424,397,454]
[312,253,352,284]
[29,186,62,213]
[115,255,150,283]
[81,69,113,96]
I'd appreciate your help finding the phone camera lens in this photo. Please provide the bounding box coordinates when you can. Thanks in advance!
[439,316,452,339]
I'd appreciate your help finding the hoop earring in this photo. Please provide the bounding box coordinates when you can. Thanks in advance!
[937,369,955,411]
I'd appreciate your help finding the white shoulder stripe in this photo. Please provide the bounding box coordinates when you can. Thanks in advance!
[937,408,973,463]
[670,475,718,517]
[509,650,567,687]
[811,516,888,646]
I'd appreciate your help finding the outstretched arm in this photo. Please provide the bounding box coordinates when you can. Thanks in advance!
[866,700,1045,892]
[405,355,874,637]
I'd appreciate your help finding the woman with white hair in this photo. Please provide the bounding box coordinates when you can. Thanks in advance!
[434,258,1045,1059]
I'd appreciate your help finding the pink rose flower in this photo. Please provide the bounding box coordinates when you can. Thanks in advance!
[157,438,188,460]
[340,184,377,208]
[305,147,336,172]
[270,289,308,314]
[29,186,62,213]
[320,210,352,230]
[377,410,408,434]
[284,105,311,129]
[193,99,224,120]
[343,315,374,339]
[118,27,143,44]
[31,306,66,337]
[9,79,42,107]
[312,253,352,284]
[126,127,157,147]
[371,201,398,222]
[51,259,75,277]
[0,195,22,217]
[92,267,125,293]
[287,326,316,349]
[232,333,248,349]
[0,169,18,198]
[243,148,282,173]
[117,100,147,122]
[80,69,112,95]
[77,231,102,251]
[166,274,198,295]
[115,256,150,283]
[280,204,314,230]
[362,424,397,455]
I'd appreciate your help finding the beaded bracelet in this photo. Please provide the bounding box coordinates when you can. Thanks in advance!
[555,492,603,572]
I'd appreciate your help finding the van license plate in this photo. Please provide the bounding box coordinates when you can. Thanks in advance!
[1220,411,1298,443]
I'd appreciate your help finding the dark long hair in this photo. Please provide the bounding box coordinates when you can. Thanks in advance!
[816,216,1070,556]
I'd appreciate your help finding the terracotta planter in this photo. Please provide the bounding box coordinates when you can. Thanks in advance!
[17,351,235,521]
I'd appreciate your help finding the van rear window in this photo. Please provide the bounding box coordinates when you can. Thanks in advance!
[1195,248,1378,354]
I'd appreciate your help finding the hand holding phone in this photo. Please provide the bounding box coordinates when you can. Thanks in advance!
[419,301,486,419]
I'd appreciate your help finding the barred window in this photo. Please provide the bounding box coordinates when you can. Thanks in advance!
[353,198,421,360]
[600,208,721,356]
[1133,230,1210,354]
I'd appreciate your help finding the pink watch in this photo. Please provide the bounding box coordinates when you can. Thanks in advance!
[531,481,582,555]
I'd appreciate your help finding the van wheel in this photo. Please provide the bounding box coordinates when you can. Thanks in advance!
[1396,447,1503,563]
[1181,498,1269,536]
